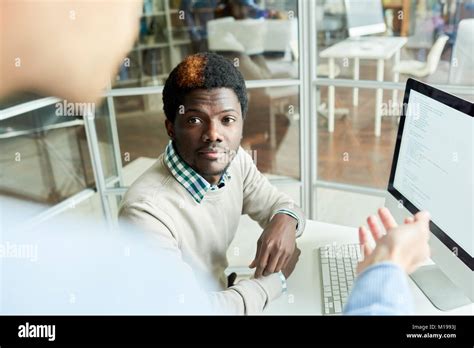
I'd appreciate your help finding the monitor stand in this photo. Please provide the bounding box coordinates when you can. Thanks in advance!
[349,35,364,42]
[410,264,471,311]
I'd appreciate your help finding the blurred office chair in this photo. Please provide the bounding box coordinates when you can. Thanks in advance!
[264,19,297,56]
[207,17,266,54]
[393,35,449,78]
[449,19,474,85]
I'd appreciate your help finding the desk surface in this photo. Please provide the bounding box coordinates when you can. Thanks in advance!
[262,220,473,315]
[320,36,408,60]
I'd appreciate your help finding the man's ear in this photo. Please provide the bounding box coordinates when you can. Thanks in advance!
[165,119,174,139]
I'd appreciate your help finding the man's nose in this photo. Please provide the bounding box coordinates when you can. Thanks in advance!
[202,121,223,143]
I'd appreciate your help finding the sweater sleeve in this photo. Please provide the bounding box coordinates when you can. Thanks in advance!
[238,148,306,237]
[119,202,283,314]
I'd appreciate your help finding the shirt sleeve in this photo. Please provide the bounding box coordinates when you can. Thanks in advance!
[343,262,414,315]
[119,202,283,315]
[238,147,306,237]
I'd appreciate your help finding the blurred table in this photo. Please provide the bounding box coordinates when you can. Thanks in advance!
[320,36,408,136]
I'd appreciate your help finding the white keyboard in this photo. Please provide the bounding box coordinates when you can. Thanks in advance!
[318,244,362,315]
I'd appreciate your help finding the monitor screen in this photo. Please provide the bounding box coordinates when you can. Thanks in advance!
[344,0,386,37]
[392,86,473,262]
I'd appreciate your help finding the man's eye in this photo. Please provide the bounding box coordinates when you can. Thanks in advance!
[223,117,236,124]
[188,117,202,124]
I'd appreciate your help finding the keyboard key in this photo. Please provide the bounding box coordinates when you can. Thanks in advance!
[321,262,330,285]
[334,301,342,313]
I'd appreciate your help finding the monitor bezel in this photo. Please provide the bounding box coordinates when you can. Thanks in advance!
[388,78,474,271]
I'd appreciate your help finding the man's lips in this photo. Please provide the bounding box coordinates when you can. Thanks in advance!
[197,147,227,154]
[197,148,227,160]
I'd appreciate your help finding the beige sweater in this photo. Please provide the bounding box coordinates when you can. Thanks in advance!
[119,147,306,314]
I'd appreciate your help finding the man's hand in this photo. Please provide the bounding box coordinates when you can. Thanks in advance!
[281,246,301,279]
[357,207,431,274]
[249,214,297,278]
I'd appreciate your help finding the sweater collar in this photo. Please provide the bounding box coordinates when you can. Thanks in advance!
[164,141,230,203]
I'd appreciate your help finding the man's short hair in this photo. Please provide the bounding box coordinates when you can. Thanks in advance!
[162,52,248,123]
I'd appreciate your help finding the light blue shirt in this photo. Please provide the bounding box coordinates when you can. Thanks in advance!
[344,262,414,315]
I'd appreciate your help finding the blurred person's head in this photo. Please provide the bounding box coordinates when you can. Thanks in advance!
[162,52,248,185]
[229,0,250,19]
[217,0,259,20]
[0,0,142,103]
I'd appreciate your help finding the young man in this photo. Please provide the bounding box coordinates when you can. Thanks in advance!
[119,52,306,314]
[2,2,432,316]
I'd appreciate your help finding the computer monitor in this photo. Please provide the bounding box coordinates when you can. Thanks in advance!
[344,0,386,37]
[386,78,473,311]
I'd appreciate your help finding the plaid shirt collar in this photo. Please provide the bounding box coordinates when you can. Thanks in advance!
[164,141,231,203]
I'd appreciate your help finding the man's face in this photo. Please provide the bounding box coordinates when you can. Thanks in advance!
[166,88,243,183]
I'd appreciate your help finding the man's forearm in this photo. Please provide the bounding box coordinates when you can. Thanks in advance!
[210,273,284,314]
[344,262,414,315]
[272,212,298,228]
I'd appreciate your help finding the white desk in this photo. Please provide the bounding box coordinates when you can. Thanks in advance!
[319,37,408,136]
[259,220,473,315]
